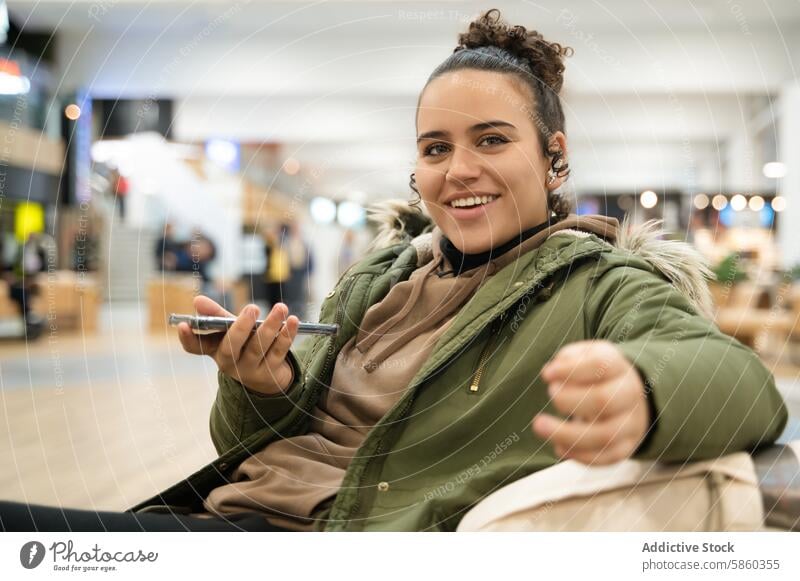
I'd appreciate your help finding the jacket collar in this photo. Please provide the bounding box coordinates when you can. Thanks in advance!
[364,198,713,319]
[407,233,615,393]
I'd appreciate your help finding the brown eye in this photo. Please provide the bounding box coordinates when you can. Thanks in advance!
[423,142,450,157]
[478,134,508,147]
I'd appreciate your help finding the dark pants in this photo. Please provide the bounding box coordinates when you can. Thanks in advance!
[9,283,30,318]
[0,501,293,532]
[265,281,284,309]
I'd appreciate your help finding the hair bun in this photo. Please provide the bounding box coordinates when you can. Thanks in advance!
[456,8,573,93]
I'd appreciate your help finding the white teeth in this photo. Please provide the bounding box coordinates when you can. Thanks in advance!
[449,195,497,208]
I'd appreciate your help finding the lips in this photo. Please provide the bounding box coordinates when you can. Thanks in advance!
[443,195,500,219]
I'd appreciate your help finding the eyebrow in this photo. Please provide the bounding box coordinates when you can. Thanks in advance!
[416,120,517,143]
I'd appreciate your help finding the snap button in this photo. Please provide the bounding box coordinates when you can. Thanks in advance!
[377,481,390,492]
[325,289,336,298]
[513,281,524,287]
[218,462,229,471]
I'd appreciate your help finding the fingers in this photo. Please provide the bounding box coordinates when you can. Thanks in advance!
[177,322,223,356]
[177,322,201,353]
[193,295,234,317]
[239,303,285,362]
[532,411,643,465]
[264,314,299,369]
[548,377,630,420]
[216,304,259,371]
[533,413,616,451]
[541,340,621,385]
[536,339,646,464]
[236,304,299,391]
[177,295,236,357]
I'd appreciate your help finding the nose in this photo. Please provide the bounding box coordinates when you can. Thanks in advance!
[445,146,481,186]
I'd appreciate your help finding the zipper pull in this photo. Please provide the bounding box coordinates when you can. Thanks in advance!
[469,314,507,393]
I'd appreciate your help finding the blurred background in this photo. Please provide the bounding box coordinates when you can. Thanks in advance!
[1,0,799,511]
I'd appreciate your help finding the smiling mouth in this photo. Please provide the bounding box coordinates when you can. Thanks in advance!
[446,194,499,209]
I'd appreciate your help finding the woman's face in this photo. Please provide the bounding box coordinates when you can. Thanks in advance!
[415,69,565,254]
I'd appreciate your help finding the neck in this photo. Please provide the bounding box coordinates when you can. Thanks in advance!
[438,219,552,276]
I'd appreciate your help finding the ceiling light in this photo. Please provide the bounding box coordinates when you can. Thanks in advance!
[711,195,727,210]
[64,104,81,120]
[693,194,709,210]
[762,162,787,179]
[730,194,747,212]
[772,196,787,212]
[748,195,764,211]
[310,197,336,224]
[640,190,658,209]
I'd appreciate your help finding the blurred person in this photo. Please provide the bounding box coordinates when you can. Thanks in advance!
[186,228,231,308]
[1,9,788,532]
[240,227,269,308]
[187,227,217,286]
[283,221,314,320]
[263,224,290,309]
[0,233,9,273]
[154,222,184,272]
[71,221,100,273]
[4,232,53,339]
[109,165,130,221]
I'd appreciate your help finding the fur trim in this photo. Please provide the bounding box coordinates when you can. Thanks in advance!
[614,215,714,319]
[365,198,714,318]
[364,200,432,252]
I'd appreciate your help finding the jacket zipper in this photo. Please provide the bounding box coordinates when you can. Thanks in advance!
[301,274,358,416]
[226,273,359,461]
[333,250,600,528]
[469,312,507,393]
[340,310,510,528]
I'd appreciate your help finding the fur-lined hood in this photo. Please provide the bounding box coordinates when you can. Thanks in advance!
[365,198,714,319]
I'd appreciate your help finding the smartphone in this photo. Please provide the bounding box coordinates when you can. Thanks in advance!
[168,314,338,336]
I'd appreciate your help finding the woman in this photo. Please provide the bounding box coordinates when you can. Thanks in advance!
[1,9,787,532]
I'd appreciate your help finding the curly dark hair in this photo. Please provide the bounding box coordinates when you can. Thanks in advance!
[414,8,574,220]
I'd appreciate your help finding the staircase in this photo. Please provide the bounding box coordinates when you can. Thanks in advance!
[94,187,157,303]
[101,201,157,303]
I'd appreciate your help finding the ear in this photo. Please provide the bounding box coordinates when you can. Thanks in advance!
[545,131,569,191]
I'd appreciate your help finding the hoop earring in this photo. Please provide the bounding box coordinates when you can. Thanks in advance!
[408,173,422,208]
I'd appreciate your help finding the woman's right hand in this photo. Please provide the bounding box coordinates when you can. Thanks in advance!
[177,295,300,396]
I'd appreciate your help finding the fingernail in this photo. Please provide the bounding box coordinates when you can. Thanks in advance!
[547,382,560,397]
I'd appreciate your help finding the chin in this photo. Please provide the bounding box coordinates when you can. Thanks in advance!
[463,242,493,254]
[446,235,495,255]
[436,218,508,253]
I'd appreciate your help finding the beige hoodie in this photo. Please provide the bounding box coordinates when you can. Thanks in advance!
[203,214,619,530]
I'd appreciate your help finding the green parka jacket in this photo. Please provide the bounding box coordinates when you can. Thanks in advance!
[131,202,788,531]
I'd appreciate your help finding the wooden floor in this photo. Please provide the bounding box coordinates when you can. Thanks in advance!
[1,303,799,512]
